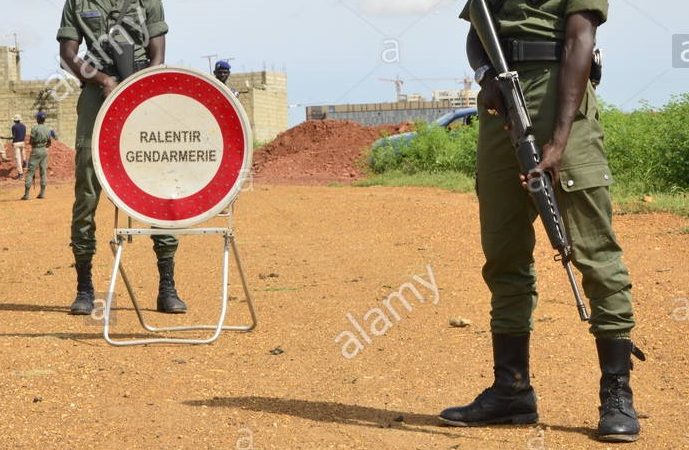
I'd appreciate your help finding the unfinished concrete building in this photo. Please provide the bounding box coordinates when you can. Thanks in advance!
[1,46,289,149]
[227,71,289,143]
[0,46,79,146]
[306,77,477,126]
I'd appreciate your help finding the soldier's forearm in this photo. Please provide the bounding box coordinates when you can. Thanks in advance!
[59,40,113,87]
[147,36,166,66]
[552,12,598,147]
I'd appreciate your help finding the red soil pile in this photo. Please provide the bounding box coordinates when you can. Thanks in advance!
[1,119,416,188]
[0,139,75,186]
[253,120,414,185]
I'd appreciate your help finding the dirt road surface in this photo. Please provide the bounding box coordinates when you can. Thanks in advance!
[1,182,688,449]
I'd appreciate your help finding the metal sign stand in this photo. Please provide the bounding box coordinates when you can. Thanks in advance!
[91,66,257,346]
[102,207,257,346]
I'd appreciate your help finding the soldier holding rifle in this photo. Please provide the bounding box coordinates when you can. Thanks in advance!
[57,0,187,316]
[440,0,642,442]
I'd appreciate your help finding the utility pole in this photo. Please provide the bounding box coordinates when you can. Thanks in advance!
[201,54,218,73]
[10,32,22,73]
[10,32,22,56]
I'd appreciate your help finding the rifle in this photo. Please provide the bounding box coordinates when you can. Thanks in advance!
[469,0,589,321]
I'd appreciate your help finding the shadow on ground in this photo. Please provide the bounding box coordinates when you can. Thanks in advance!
[0,302,153,313]
[185,396,497,439]
[0,332,156,341]
[0,303,71,313]
[184,396,599,442]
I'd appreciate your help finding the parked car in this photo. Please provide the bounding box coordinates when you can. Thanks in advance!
[371,107,478,152]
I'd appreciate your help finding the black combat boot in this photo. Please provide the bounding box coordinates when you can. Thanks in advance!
[440,333,538,426]
[156,257,187,314]
[21,186,30,200]
[596,338,640,442]
[37,186,46,199]
[69,261,95,315]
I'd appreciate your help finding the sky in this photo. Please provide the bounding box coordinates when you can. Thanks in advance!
[1,0,688,126]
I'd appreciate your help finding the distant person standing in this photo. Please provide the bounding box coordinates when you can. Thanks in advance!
[21,112,51,200]
[213,60,240,98]
[11,115,27,178]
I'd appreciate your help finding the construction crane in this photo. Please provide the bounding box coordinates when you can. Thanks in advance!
[411,77,474,90]
[379,75,405,101]
[380,76,475,102]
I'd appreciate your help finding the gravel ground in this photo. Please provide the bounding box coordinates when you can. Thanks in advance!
[1,182,688,449]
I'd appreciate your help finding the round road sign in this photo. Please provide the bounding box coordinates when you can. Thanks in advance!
[92,66,253,228]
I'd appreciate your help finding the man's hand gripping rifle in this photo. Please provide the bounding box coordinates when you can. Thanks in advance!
[470,0,589,321]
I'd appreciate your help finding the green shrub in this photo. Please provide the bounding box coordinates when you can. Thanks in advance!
[369,95,689,195]
[586,95,689,193]
[369,121,479,176]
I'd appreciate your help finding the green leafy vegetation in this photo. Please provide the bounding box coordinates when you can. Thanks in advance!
[603,95,689,193]
[369,121,478,176]
[363,95,689,215]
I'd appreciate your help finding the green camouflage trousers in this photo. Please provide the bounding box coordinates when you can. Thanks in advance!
[476,63,635,338]
[24,147,48,189]
[71,83,178,262]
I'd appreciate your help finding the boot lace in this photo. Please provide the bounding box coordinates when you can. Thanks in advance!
[602,376,625,412]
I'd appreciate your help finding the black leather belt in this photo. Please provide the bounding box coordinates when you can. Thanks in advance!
[502,39,563,63]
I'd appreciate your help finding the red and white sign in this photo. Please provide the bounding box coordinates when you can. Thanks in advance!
[93,66,253,228]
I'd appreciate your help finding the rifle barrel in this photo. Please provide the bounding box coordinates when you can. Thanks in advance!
[470,0,510,73]
[566,262,590,321]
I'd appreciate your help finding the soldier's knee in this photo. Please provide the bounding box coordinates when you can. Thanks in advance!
[580,260,631,300]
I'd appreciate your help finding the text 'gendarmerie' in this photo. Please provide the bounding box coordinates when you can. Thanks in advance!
[125,150,218,163]
[126,130,219,163]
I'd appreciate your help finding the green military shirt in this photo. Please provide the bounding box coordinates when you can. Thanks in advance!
[56,0,168,67]
[461,0,613,186]
[460,0,608,40]
[31,124,52,149]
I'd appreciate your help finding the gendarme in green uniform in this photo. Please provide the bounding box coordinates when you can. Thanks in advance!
[57,0,176,262]
[441,2,641,440]
[25,123,51,194]
[460,0,635,339]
